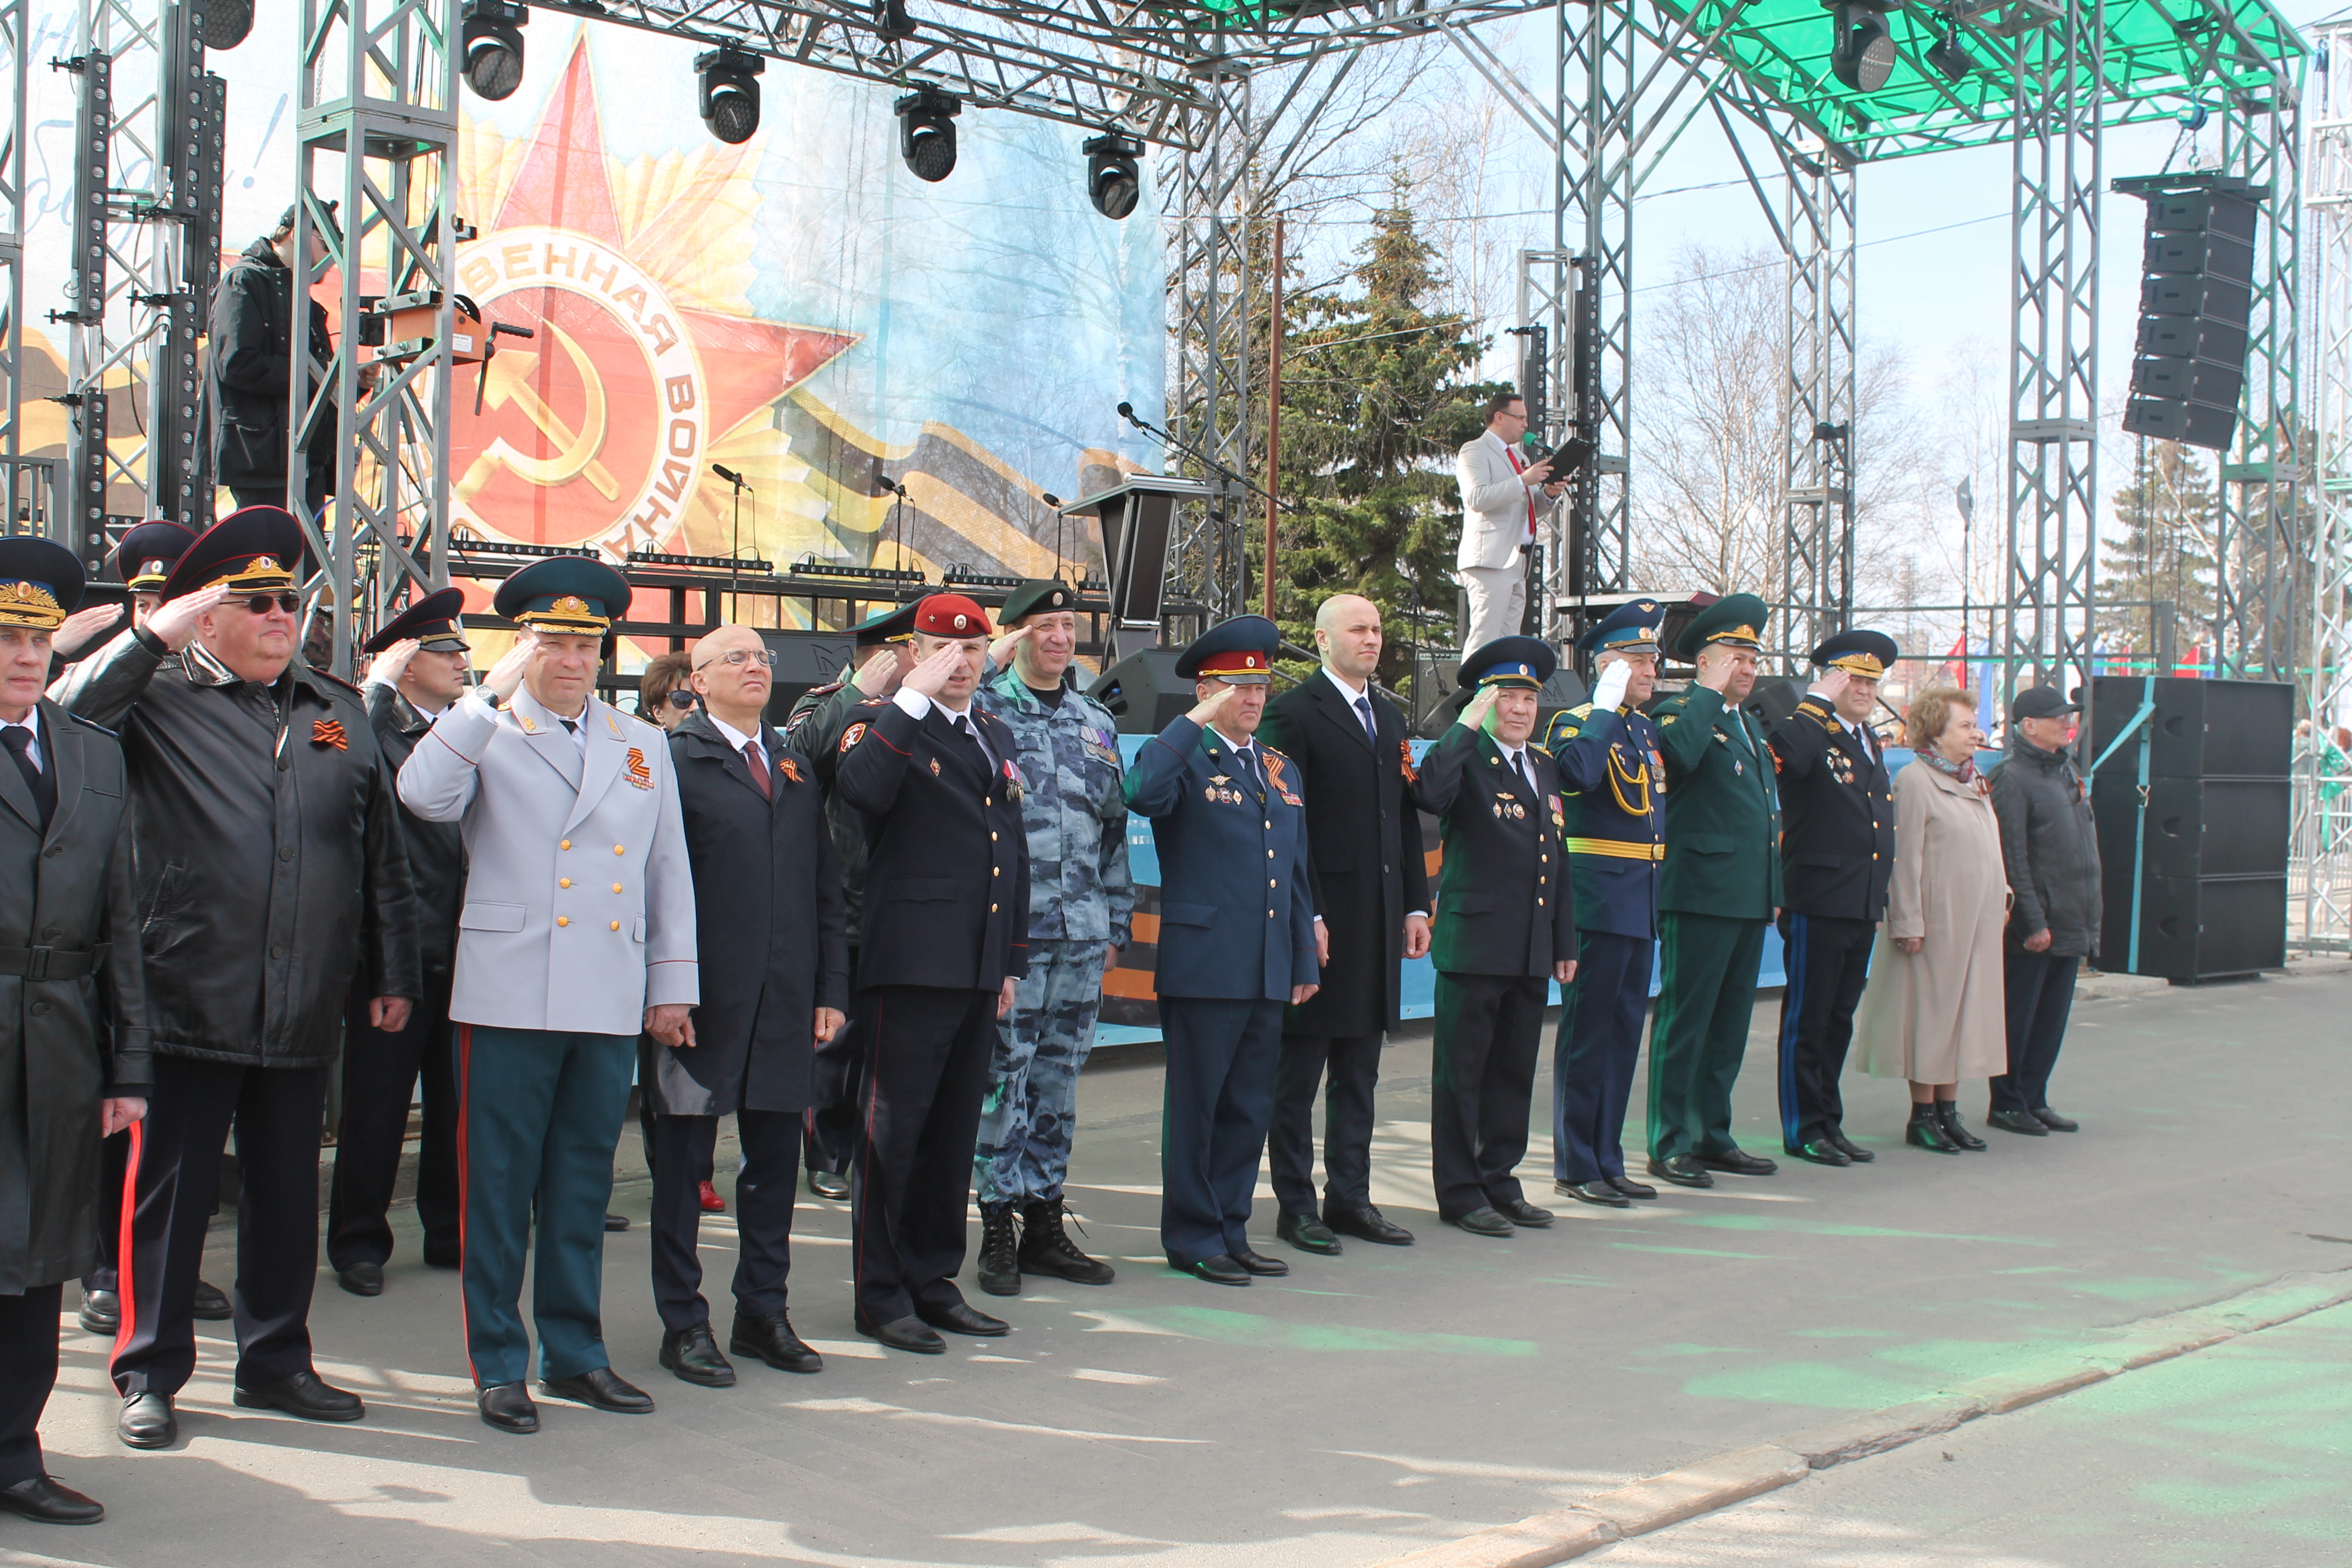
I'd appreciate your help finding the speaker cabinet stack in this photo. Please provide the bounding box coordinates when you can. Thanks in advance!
[2116,174,2264,453]
[2088,676,2291,982]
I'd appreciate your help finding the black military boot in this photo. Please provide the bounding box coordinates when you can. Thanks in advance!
[1019,1198,1116,1286]
[977,1204,1021,1297]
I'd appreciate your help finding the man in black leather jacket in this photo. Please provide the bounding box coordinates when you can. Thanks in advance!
[207,206,341,516]
[325,590,472,1297]
[51,509,418,1451]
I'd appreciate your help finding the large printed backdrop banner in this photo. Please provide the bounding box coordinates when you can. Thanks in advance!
[15,18,1166,628]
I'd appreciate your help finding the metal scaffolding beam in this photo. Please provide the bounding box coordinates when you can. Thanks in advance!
[295,0,460,676]
[2300,14,2352,951]
[0,0,29,530]
[1775,133,1856,672]
[2004,0,2104,711]
[1166,57,1253,633]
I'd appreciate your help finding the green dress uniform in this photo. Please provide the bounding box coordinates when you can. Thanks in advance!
[1647,596,1782,1181]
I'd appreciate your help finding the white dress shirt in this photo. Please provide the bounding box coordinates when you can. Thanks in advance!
[0,714,40,772]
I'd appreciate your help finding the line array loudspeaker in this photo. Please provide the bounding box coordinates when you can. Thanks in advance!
[2121,184,2261,453]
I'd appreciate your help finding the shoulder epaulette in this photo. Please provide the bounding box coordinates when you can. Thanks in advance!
[1528,742,1553,758]
[1567,702,1593,719]
[309,665,363,696]
[1260,742,1292,762]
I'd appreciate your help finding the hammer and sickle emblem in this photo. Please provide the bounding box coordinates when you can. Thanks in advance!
[458,320,620,502]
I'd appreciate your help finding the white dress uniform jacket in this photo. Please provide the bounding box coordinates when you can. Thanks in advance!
[1455,428,1556,574]
[398,685,698,1032]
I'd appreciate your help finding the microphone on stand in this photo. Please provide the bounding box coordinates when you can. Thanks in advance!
[711,463,752,489]
[875,475,910,498]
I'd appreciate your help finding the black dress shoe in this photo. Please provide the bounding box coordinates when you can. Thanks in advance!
[0,1476,105,1525]
[77,1288,118,1337]
[541,1366,655,1413]
[1231,1245,1289,1276]
[858,1314,949,1352]
[603,1213,630,1232]
[422,1242,462,1270]
[808,1168,850,1201]
[1555,1179,1630,1208]
[1326,1205,1414,1245]
[1173,1254,1250,1286]
[1606,1174,1658,1199]
[1495,1197,1554,1227]
[1936,1102,1988,1151]
[730,1311,823,1373]
[1696,1147,1778,1175]
[189,1280,234,1321]
[1449,1206,1516,1238]
[1826,1130,1875,1162]
[916,1299,1009,1337]
[1986,1108,2049,1136]
[2032,1106,2080,1133]
[1276,1211,1342,1254]
[336,1261,384,1297]
[117,1393,175,1450]
[478,1381,538,1434]
[659,1323,737,1387]
[233,1369,365,1422]
[1647,1156,1713,1189]
[1790,1139,1850,1167]
[1907,1109,1962,1154]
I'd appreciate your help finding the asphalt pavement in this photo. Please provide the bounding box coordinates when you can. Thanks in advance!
[10,965,2348,1567]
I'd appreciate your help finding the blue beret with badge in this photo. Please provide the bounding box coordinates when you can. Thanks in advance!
[1576,598,1668,656]
[1458,634,1556,691]
[1174,614,1280,684]
[1809,628,1898,680]
[0,536,86,631]
[493,555,632,636]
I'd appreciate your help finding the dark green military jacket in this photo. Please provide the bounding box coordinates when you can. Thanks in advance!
[1653,683,1782,920]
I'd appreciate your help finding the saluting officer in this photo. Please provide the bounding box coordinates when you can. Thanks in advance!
[1124,617,1319,1287]
[1768,630,1898,1167]
[832,594,1030,1354]
[328,590,473,1296]
[790,600,918,1201]
[1544,600,1669,1209]
[1413,637,1577,1237]
[970,578,1133,1297]
[1646,594,1782,1189]
[399,557,698,1435]
[0,539,150,1526]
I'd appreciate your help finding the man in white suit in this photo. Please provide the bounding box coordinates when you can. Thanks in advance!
[1456,393,1565,656]
[399,557,697,1436]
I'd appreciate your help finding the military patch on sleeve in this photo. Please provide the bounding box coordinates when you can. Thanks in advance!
[841,721,867,753]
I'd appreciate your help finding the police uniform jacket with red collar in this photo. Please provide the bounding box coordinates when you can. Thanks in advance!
[832,693,1031,992]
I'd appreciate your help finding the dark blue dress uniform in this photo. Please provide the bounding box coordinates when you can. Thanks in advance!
[1767,630,1897,1162]
[1412,638,1576,1230]
[1123,618,1317,1280]
[1544,601,1668,1196]
[832,595,1031,1340]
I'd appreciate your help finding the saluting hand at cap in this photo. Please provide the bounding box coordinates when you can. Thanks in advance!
[143,582,231,651]
[901,639,965,701]
[366,637,422,689]
[483,633,535,701]
[1186,681,1241,729]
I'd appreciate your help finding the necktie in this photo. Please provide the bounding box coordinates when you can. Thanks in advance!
[559,717,579,734]
[1238,743,1264,797]
[3,725,53,830]
[1354,694,1377,744]
[744,736,771,798]
[1511,748,1535,799]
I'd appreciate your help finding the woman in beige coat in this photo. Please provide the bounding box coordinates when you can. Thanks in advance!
[1853,687,2010,1153]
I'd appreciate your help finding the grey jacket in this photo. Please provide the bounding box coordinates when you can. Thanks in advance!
[1990,736,2102,957]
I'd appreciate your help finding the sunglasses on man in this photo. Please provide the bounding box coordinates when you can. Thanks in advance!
[237,592,303,616]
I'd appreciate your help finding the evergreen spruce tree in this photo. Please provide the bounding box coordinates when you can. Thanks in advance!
[2105,439,2219,668]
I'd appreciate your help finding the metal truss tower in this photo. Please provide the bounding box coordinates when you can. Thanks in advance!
[2301,14,2352,950]
[294,0,459,676]
[1167,58,1253,630]
[2211,81,2305,683]
[1774,135,1856,672]
[0,0,28,526]
[2005,1,2104,712]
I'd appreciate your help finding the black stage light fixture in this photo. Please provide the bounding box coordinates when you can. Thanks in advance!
[1828,1,1897,92]
[461,0,529,102]
[1084,132,1142,219]
[876,0,917,41]
[696,46,765,145]
[196,0,255,49]
[1925,25,1976,80]
[896,89,962,183]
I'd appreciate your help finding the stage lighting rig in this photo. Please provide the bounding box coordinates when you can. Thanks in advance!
[461,0,529,102]
[897,89,962,182]
[697,46,765,144]
[1084,133,1141,219]
[197,0,255,49]
[1925,22,1977,80]
[1827,0,1897,92]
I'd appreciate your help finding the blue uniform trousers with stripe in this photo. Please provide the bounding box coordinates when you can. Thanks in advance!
[457,1025,635,1386]
[1773,913,1876,1150]
[1551,929,1653,1183]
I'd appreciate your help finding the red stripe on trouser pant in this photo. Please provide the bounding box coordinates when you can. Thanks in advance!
[108,1118,143,1365]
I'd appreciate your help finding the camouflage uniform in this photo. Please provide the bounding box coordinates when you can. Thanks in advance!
[972,664,1134,1204]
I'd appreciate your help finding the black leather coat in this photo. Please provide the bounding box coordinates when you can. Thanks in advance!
[0,701,153,1292]
[52,627,418,1067]
[207,238,336,489]
[364,680,467,977]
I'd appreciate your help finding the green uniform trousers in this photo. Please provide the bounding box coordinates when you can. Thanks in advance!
[1647,911,1767,1162]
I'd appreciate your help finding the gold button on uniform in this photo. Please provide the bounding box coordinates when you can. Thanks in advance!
[612,883,623,893]
[560,839,571,851]
[1537,897,1544,906]
[557,916,570,928]
[610,921,621,931]
[990,903,998,912]
[559,878,571,889]
[1269,879,1278,888]
[614,845,625,855]
[1267,850,1275,859]
[991,831,999,841]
